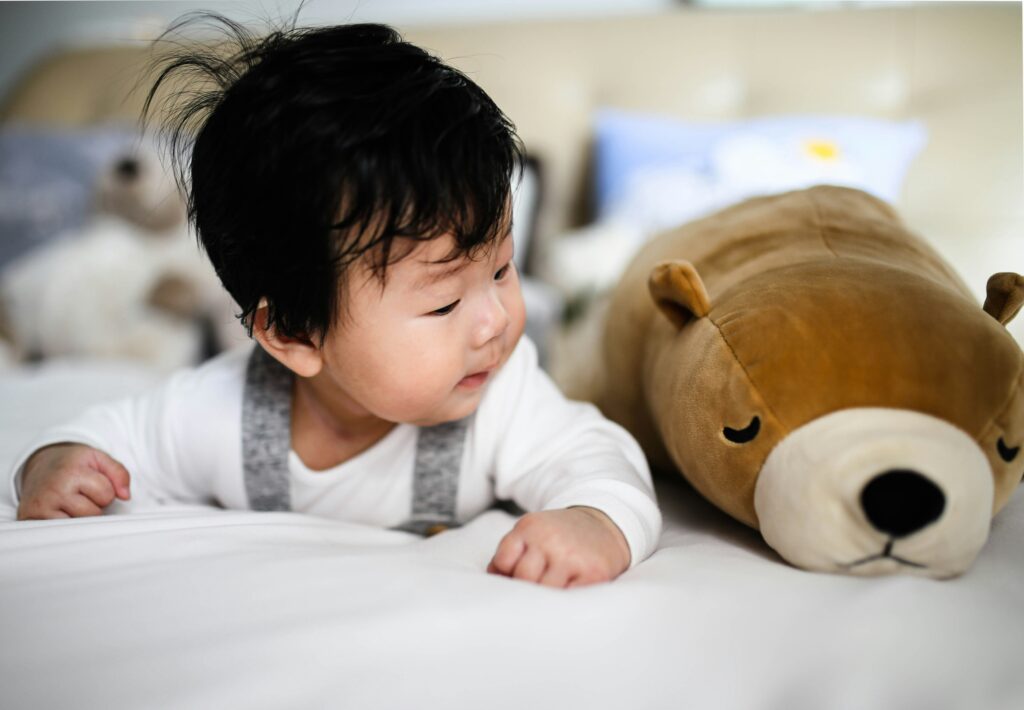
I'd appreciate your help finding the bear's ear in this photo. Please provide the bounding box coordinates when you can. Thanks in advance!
[984,272,1024,325]
[648,260,711,329]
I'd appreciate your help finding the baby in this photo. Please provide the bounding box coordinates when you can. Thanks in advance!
[10,20,661,588]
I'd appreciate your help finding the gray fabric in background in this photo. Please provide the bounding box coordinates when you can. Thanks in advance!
[0,126,141,269]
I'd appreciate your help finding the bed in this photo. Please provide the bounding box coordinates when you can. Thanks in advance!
[2,4,1023,709]
[2,360,1023,708]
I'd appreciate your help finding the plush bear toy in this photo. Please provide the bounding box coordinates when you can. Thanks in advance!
[0,142,240,369]
[571,185,1024,578]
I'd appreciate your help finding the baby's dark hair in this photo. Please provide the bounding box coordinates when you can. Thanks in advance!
[143,15,524,342]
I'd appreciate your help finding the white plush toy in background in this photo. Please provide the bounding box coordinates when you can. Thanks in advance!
[0,142,243,370]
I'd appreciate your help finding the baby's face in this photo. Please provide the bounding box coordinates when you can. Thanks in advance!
[317,232,525,426]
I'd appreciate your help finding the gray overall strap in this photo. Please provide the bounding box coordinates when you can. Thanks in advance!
[241,343,469,533]
[241,345,293,511]
[393,418,469,536]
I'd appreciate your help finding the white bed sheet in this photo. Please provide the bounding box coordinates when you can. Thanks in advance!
[1,361,1022,710]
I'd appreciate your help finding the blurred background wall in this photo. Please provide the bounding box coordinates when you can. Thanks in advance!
[0,0,1020,369]
[0,0,688,101]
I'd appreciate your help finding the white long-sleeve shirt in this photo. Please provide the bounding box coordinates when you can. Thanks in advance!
[9,336,661,566]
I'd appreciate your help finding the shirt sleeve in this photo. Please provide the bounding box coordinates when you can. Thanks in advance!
[8,347,250,510]
[481,336,662,568]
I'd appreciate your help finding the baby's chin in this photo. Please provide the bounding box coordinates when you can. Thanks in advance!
[397,338,519,426]
[400,382,489,427]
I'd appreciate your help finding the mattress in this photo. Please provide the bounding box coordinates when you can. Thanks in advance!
[1,360,1022,709]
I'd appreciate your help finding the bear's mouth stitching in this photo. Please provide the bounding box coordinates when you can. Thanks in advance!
[841,540,926,570]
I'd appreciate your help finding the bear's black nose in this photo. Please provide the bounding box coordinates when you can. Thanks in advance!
[860,469,946,538]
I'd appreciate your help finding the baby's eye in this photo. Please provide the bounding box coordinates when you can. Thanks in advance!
[494,262,512,281]
[429,300,460,316]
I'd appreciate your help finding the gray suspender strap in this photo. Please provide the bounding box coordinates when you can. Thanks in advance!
[241,346,293,512]
[241,345,468,533]
[392,418,469,536]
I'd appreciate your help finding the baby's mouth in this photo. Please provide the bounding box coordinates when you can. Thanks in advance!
[457,370,491,389]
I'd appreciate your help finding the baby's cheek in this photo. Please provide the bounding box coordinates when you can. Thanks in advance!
[375,359,466,422]
[504,291,527,351]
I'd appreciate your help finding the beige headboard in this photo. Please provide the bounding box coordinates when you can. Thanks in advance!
[2,4,1020,297]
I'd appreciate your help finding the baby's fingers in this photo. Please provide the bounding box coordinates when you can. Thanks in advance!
[539,562,572,589]
[77,471,118,508]
[511,546,548,583]
[59,494,104,518]
[488,533,526,576]
[88,450,131,500]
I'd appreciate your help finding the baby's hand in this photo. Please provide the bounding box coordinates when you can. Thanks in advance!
[486,507,631,588]
[16,443,131,520]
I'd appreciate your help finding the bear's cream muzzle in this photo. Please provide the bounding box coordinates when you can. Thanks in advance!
[754,408,994,578]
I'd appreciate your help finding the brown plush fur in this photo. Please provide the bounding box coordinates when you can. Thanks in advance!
[586,186,1024,529]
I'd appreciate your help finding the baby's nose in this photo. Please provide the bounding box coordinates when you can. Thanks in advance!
[474,293,510,346]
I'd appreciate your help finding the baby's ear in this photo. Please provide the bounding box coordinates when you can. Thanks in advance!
[984,272,1024,325]
[648,260,711,329]
[250,299,323,378]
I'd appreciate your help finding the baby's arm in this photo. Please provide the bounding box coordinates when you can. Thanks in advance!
[483,338,662,588]
[9,348,249,516]
[17,443,132,520]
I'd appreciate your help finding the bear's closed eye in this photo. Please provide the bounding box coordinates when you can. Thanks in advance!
[723,416,761,444]
[997,437,1019,463]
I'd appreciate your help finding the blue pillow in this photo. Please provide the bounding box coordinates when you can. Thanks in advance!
[593,110,927,232]
[0,125,143,269]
